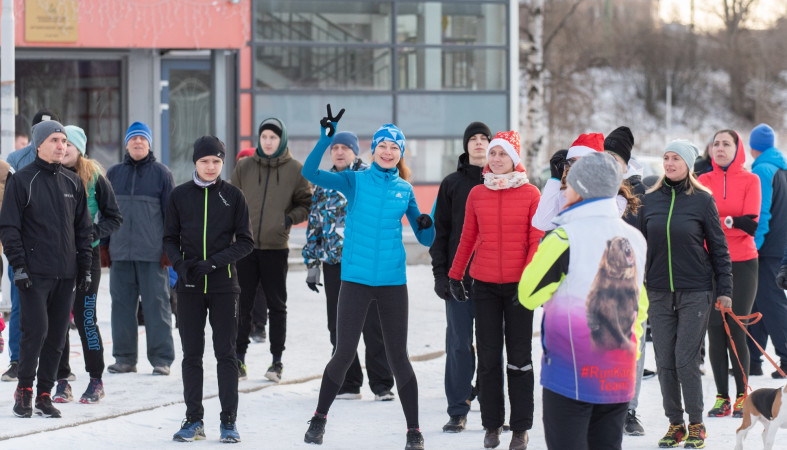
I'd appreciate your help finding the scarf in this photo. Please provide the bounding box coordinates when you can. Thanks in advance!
[193,170,217,188]
[483,171,529,190]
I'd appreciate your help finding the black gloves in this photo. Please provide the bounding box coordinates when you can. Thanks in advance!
[174,258,196,283]
[777,265,787,290]
[416,214,432,231]
[285,215,293,228]
[449,278,467,302]
[13,266,32,290]
[189,259,217,282]
[306,267,322,293]
[319,104,345,138]
[549,149,569,180]
[731,214,758,236]
[434,276,450,301]
[77,272,92,292]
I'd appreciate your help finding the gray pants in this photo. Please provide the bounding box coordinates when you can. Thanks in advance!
[649,290,712,425]
[110,260,175,367]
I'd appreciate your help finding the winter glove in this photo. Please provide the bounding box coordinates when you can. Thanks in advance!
[306,266,322,293]
[0,316,5,354]
[549,149,569,180]
[449,278,467,302]
[715,295,732,310]
[13,266,32,290]
[777,265,787,290]
[319,104,346,138]
[160,253,171,269]
[188,259,217,282]
[174,258,196,283]
[415,214,433,231]
[77,271,92,292]
[99,245,111,268]
[730,214,758,236]
[434,275,450,301]
[285,215,293,228]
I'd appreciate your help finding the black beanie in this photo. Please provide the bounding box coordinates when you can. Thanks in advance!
[463,121,492,153]
[32,109,60,127]
[604,126,634,164]
[258,119,282,138]
[193,136,226,163]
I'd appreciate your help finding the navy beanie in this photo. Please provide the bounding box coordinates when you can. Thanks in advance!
[193,136,226,163]
[330,131,360,156]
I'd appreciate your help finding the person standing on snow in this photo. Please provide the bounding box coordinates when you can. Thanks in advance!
[519,151,648,450]
[164,136,253,443]
[745,123,787,378]
[447,130,542,450]
[231,117,311,383]
[301,107,434,450]
[0,120,93,418]
[638,140,732,449]
[53,125,122,405]
[430,121,491,433]
[697,129,761,418]
[302,131,394,401]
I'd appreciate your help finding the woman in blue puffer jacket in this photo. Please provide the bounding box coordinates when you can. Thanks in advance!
[301,106,434,450]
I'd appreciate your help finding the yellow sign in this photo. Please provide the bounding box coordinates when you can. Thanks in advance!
[25,0,79,43]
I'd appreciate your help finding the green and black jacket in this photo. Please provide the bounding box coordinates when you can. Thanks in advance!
[163,177,254,294]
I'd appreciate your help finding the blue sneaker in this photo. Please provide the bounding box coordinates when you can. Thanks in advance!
[220,421,241,443]
[173,419,205,442]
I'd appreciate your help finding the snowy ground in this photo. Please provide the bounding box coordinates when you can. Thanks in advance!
[1,265,785,449]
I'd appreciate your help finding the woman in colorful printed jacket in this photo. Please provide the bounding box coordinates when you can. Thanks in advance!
[638,140,733,449]
[697,129,761,419]
[447,130,543,450]
[519,152,647,450]
[301,106,434,450]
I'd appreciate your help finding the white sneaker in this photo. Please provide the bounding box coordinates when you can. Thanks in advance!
[336,392,362,400]
[374,390,395,401]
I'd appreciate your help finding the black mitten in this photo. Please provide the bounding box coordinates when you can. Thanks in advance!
[416,214,432,231]
[449,278,467,302]
[731,214,758,236]
[549,149,569,179]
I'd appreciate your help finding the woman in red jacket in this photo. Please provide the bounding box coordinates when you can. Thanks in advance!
[698,129,761,418]
[448,130,543,450]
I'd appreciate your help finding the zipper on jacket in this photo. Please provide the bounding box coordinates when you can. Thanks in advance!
[498,192,503,283]
[203,187,208,294]
[255,164,272,244]
[723,172,727,199]
[667,187,676,292]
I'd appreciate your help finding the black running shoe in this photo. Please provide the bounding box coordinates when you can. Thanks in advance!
[405,428,424,450]
[2,361,19,382]
[35,392,61,418]
[442,415,467,433]
[13,386,33,418]
[304,414,326,444]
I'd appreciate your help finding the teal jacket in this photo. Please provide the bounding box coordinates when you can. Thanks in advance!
[752,147,787,255]
[302,133,434,286]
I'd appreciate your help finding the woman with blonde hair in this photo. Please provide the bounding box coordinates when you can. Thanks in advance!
[53,125,122,404]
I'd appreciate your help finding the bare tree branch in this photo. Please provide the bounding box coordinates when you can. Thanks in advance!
[544,0,584,53]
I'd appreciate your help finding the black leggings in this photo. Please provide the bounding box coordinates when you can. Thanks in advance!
[316,281,418,429]
[58,246,104,380]
[708,258,758,397]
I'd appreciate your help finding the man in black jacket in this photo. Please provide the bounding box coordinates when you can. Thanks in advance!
[0,120,93,418]
[430,121,490,433]
[164,136,254,443]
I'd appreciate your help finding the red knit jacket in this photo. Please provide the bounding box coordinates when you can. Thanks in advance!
[698,131,761,262]
[448,182,543,283]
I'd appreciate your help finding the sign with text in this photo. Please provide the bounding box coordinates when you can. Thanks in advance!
[25,0,79,43]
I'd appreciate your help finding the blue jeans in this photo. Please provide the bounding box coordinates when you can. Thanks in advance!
[110,260,174,367]
[7,264,20,362]
[444,293,476,416]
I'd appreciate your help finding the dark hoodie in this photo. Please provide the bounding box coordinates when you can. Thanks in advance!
[698,131,761,262]
[430,152,484,294]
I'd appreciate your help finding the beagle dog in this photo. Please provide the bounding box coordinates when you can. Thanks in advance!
[735,385,787,450]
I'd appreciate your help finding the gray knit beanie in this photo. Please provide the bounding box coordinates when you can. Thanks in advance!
[32,120,67,150]
[663,139,699,170]
[566,152,623,199]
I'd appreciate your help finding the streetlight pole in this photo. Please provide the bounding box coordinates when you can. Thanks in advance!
[1,0,15,159]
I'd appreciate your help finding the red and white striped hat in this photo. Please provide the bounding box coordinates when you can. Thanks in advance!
[567,133,605,159]
[487,130,526,172]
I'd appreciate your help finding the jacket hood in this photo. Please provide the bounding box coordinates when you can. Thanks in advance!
[256,117,288,159]
[456,152,483,178]
[252,147,292,168]
[710,130,746,174]
[553,197,619,227]
[753,146,787,170]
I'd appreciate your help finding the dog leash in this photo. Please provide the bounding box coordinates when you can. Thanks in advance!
[717,301,787,398]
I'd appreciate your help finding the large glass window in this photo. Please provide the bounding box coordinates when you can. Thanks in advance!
[15,60,122,169]
[396,93,507,136]
[256,46,391,90]
[398,47,506,90]
[256,1,392,43]
[397,2,506,45]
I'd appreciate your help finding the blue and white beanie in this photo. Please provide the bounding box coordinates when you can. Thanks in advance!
[372,123,405,156]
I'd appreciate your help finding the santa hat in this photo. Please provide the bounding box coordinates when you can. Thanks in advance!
[487,130,526,172]
[567,133,605,159]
